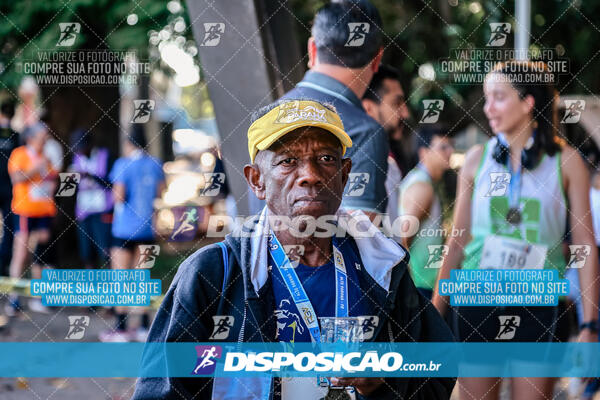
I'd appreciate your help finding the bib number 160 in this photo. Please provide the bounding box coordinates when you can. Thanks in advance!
[500,251,526,268]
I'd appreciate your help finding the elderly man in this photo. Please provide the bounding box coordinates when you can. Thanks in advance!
[133,100,455,400]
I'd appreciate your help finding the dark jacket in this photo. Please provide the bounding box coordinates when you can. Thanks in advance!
[132,212,456,400]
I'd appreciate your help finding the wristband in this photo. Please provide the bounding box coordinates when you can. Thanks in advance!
[580,320,599,333]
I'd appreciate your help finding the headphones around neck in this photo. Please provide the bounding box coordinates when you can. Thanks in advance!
[491,132,540,170]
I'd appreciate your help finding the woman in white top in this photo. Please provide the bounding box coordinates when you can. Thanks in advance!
[432,61,599,400]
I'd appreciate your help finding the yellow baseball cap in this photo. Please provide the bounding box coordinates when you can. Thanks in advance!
[247,100,352,162]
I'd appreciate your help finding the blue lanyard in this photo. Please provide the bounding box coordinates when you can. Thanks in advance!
[507,159,522,209]
[268,232,349,343]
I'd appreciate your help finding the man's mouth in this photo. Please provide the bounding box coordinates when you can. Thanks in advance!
[294,196,326,205]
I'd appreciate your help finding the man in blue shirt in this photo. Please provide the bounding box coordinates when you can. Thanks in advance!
[100,125,165,342]
[283,0,388,218]
[271,235,372,343]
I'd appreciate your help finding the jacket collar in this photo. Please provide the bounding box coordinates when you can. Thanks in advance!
[225,208,407,298]
[300,71,364,109]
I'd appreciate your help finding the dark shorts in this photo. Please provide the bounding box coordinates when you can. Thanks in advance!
[77,213,112,264]
[453,301,570,342]
[14,215,52,233]
[111,237,154,251]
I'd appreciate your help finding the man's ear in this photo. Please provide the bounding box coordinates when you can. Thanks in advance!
[244,164,266,200]
[307,37,317,69]
[362,98,378,120]
[371,47,384,73]
[341,157,352,188]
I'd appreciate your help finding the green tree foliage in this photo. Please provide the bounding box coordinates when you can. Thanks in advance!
[0,0,185,89]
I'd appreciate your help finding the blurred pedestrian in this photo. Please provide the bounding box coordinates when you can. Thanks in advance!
[5,122,57,315]
[398,127,453,298]
[12,77,63,173]
[361,64,410,222]
[99,125,165,342]
[69,129,114,268]
[0,101,19,276]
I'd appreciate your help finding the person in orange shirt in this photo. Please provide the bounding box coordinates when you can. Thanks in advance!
[5,122,57,315]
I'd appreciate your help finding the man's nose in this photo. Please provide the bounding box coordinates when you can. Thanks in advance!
[400,103,410,120]
[297,159,324,186]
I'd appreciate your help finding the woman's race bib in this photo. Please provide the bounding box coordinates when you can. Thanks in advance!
[480,235,547,269]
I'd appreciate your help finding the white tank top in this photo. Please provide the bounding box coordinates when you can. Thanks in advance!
[463,137,568,275]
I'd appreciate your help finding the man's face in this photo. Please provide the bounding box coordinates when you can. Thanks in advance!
[245,127,351,219]
[367,79,409,141]
[28,129,48,152]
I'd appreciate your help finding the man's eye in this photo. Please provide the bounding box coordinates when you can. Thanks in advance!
[279,158,296,165]
[320,155,335,162]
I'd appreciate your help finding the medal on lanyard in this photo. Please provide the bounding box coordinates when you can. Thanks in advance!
[506,162,522,225]
[268,231,349,343]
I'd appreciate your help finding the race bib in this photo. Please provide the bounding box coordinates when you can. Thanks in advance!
[78,189,107,213]
[29,182,52,200]
[480,235,547,269]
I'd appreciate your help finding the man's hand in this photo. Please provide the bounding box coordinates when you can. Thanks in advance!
[329,377,384,396]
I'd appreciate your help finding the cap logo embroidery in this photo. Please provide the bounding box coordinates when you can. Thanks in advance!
[275,101,328,124]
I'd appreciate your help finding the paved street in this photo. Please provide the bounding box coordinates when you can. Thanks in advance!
[0,302,141,400]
